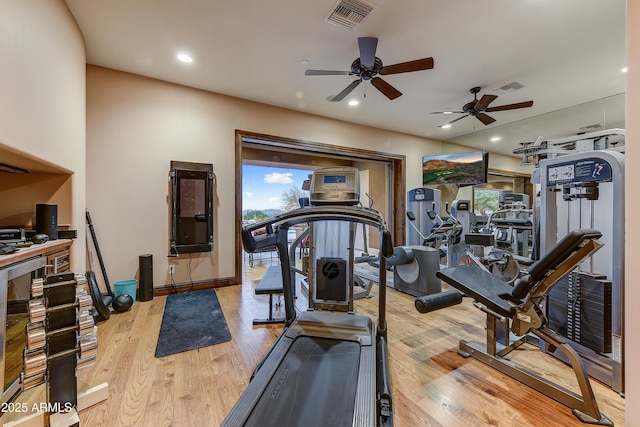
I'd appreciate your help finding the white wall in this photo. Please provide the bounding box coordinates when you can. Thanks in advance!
[625,2,638,424]
[86,66,526,288]
[0,0,86,268]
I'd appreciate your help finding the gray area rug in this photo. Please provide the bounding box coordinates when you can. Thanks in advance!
[155,289,231,358]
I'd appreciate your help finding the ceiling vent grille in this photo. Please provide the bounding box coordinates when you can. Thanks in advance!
[325,0,376,31]
[579,123,603,131]
[491,81,527,96]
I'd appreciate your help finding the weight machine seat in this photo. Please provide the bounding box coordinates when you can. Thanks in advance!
[437,266,516,317]
[436,229,603,318]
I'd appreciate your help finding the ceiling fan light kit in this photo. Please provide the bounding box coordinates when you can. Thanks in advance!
[305,36,434,102]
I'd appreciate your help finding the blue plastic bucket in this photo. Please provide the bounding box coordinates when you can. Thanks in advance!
[114,279,137,303]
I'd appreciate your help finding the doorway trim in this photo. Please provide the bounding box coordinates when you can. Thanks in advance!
[234,130,406,284]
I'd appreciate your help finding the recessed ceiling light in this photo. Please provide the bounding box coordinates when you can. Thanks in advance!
[443,111,453,115]
[348,100,359,106]
[490,136,501,142]
[300,59,309,66]
[177,53,193,63]
[622,67,628,73]
[440,124,452,129]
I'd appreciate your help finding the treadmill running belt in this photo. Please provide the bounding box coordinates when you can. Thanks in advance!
[245,336,361,427]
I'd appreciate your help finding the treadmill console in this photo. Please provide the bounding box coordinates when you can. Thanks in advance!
[309,167,360,206]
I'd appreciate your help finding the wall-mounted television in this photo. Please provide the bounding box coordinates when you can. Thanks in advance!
[422,151,488,186]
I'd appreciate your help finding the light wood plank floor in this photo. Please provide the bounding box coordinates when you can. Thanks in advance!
[3,259,625,426]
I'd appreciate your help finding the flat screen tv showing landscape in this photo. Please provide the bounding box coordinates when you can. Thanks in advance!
[422,151,488,186]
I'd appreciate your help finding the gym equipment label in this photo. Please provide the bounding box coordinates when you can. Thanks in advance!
[547,157,612,185]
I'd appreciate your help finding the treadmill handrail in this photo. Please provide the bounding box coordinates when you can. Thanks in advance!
[242,205,393,328]
[242,205,387,254]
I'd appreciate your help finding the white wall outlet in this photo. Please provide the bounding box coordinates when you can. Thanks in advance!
[169,265,175,274]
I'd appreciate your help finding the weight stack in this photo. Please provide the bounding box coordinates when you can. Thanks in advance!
[36,203,58,240]
[548,271,612,353]
[139,254,154,302]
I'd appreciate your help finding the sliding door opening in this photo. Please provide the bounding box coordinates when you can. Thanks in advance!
[235,130,405,285]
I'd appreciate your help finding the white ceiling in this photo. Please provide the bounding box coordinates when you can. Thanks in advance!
[64,0,627,156]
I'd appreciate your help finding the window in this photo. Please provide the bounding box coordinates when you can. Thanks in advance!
[473,188,500,215]
[241,164,312,223]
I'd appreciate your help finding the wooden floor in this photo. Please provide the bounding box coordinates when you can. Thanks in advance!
[3,256,625,426]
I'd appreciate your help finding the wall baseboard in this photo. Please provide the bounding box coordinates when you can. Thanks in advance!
[153,276,237,296]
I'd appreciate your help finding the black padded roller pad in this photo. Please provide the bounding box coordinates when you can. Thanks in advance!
[388,246,414,266]
[511,274,532,300]
[436,266,518,318]
[415,290,463,313]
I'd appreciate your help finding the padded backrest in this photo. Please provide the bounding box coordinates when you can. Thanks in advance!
[528,229,601,280]
[511,229,602,299]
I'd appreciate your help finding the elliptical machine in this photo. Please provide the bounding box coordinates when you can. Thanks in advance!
[406,205,463,268]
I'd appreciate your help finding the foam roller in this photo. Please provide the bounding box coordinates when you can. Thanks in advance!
[415,290,463,313]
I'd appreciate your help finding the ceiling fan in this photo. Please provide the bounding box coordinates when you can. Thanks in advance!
[305,37,434,102]
[432,86,534,127]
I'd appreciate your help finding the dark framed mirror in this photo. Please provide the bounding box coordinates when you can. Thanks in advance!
[169,161,214,255]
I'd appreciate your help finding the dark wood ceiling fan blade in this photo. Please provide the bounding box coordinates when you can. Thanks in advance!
[475,94,498,110]
[476,113,496,125]
[358,37,378,69]
[371,77,402,100]
[440,114,470,126]
[485,100,534,112]
[330,79,362,102]
[305,70,351,76]
[379,57,434,75]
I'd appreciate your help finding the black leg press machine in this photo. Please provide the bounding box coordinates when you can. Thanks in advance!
[415,229,613,425]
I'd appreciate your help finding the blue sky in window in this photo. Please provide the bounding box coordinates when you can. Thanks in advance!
[242,165,312,210]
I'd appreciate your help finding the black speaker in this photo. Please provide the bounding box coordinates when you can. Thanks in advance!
[35,203,58,240]
[139,254,154,302]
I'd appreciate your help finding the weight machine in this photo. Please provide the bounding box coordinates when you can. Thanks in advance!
[539,147,625,394]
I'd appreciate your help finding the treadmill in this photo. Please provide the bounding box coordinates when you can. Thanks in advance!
[223,167,394,427]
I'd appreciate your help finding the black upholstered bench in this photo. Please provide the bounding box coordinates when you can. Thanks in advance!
[253,265,285,325]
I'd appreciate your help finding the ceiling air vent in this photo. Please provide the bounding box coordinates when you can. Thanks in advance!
[491,81,527,96]
[325,0,376,31]
[579,123,603,131]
